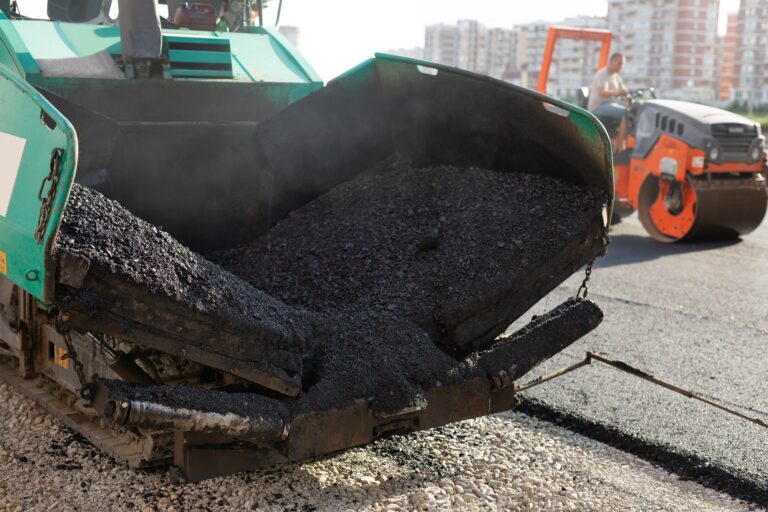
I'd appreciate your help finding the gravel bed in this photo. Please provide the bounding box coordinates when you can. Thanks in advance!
[0,382,757,512]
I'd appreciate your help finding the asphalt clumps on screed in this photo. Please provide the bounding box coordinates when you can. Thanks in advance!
[55,183,305,345]
[296,308,464,414]
[101,379,290,420]
[98,308,470,416]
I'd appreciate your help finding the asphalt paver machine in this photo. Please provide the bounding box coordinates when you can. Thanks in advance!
[0,0,613,480]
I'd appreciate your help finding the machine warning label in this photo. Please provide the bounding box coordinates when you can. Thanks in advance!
[0,132,26,217]
[0,251,6,275]
[54,345,69,369]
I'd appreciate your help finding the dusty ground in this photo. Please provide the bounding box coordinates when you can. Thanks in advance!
[0,381,759,512]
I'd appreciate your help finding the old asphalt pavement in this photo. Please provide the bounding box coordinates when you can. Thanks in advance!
[512,211,768,505]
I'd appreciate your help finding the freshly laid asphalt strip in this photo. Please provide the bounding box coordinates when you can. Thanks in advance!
[511,214,768,506]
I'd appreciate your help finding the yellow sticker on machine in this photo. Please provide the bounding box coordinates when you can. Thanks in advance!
[54,346,70,369]
[0,251,6,275]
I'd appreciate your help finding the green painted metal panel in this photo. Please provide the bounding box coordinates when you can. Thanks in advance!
[169,69,233,78]
[0,63,77,304]
[168,49,232,65]
[208,28,321,83]
[0,19,39,74]
[254,27,321,83]
[0,35,18,74]
[568,109,615,194]
[12,20,119,59]
[165,34,229,47]
[1,19,321,85]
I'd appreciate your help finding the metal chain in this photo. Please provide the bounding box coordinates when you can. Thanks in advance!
[576,231,610,300]
[576,259,595,299]
[61,331,89,398]
[34,148,64,243]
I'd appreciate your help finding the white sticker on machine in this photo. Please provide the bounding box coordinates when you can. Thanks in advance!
[0,131,26,217]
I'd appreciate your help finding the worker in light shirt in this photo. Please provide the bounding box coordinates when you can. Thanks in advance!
[588,52,629,111]
[589,52,629,151]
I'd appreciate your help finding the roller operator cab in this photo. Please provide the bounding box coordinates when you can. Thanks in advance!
[606,97,768,242]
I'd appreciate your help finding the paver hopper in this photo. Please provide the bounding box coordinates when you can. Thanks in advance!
[0,0,613,480]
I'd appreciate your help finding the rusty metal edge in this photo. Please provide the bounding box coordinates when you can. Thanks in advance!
[0,358,169,469]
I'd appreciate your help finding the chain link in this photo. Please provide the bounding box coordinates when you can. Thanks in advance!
[61,331,89,397]
[34,148,64,243]
[576,259,594,299]
[576,231,610,300]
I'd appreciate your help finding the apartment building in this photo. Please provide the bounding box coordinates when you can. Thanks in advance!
[607,0,720,101]
[423,21,517,80]
[382,47,425,60]
[731,0,768,106]
[719,12,738,101]
[487,27,518,79]
[424,23,460,67]
[423,16,603,99]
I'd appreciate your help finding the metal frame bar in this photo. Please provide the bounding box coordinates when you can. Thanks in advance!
[535,26,613,95]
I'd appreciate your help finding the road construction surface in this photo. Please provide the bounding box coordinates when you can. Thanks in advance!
[516,212,768,505]
[0,380,752,511]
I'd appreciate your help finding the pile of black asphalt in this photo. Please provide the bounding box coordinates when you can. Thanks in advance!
[214,164,606,352]
[56,165,605,419]
[55,183,307,346]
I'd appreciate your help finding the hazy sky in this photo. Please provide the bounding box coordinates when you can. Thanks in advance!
[18,0,741,80]
[279,0,740,80]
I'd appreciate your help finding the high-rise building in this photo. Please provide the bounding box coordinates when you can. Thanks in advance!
[424,17,605,98]
[424,23,459,67]
[719,12,739,101]
[382,47,425,60]
[423,21,516,80]
[731,0,768,107]
[456,20,487,74]
[487,27,518,79]
[607,0,720,101]
[515,21,548,88]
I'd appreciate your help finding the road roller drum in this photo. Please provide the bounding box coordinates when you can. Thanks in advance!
[638,173,768,242]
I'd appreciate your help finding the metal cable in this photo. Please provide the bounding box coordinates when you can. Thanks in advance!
[516,351,768,429]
